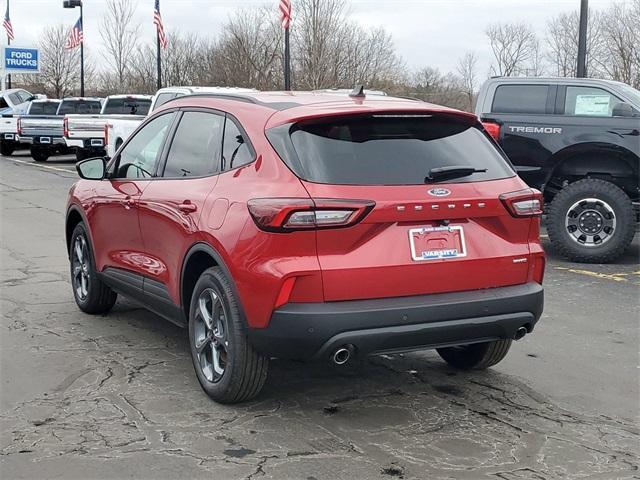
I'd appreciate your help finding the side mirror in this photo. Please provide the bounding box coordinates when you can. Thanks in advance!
[76,157,107,180]
[612,102,634,117]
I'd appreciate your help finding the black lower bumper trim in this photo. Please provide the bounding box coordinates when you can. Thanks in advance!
[248,283,543,360]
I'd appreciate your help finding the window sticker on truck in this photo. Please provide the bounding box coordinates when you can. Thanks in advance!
[509,126,562,134]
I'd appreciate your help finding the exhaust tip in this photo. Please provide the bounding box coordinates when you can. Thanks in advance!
[332,346,352,365]
[514,327,527,341]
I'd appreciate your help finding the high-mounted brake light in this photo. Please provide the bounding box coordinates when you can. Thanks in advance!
[247,198,375,232]
[500,189,544,217]
[482,120,501,141]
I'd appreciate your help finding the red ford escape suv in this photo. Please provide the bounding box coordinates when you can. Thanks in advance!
[66,90,545,403]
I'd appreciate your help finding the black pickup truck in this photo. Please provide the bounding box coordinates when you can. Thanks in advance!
[476,77,639,263]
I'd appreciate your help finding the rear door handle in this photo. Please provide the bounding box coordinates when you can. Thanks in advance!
[178,201,197,213]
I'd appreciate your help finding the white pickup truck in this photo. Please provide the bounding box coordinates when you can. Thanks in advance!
[105,87,257,157]
[18,97,102,162]
[64,94,152,161]
[0,89,46,155]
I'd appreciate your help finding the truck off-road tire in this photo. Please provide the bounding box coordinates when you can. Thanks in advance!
[547,179,635,263]
[30,146,49,162]
[69,223,117,314]
[188,267,269,404]
[0,142,15,156]
[437,339,512,370]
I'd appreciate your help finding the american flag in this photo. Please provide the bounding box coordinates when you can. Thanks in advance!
[279,0,292,29]
[154,0,168,49]
[3,1,14,42]
[64,17,83,50]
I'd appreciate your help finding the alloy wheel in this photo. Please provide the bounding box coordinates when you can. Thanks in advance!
[565,198,616,247]
[193,288,229,383]
[72,235,90,300]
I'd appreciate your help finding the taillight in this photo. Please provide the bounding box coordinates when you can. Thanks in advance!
[500,189,544,217]
[247,198,375,232]
[104,123,110,147]
[16,117,21,136]
[529,254,546,284]
[482,120,501,141]
[63,117,69,138]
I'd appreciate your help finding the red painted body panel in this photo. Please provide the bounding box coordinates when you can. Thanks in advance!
[67,91,545,331]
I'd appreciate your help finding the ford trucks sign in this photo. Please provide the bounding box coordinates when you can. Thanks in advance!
[3,47,40,74]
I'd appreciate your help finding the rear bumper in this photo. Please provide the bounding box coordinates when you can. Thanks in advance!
[248,282,544,360]
[65,137,104,149]
[17,136,65,146]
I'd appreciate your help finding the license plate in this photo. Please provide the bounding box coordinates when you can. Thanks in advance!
[39,137,51,144]
[91,139,104,147]
[4,133,13,140]
[409,226,467,261]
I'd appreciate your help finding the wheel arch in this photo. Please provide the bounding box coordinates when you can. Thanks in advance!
[65,205,89,257]
[543,143,639,201]
[180,242,248,325]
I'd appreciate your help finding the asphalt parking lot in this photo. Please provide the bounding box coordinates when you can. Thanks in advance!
[1,151,638,479]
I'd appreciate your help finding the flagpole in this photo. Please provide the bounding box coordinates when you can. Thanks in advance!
[6,0,10,89]
[79,2,84,96]
[284,26,290,90]
[156,29,161,90]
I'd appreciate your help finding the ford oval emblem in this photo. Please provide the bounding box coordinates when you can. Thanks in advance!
[427,188,451,197]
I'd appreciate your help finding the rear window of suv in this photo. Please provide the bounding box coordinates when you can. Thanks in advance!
[267,114,514,185]
[103,98,151,115]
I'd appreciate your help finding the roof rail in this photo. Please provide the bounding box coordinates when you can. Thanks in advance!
[163,93,259,106]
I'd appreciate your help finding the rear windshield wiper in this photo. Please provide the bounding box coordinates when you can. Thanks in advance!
[425,165,487,183]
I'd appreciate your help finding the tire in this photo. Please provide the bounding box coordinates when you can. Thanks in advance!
[188,267,269,404]
[547,179,635,263]
[437,340,512,370]
[30,146,49,162]
[69,223,117,314]
[0,142,15,156]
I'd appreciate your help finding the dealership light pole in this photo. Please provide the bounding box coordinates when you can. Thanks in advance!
[63,0,84,96]
[576,0,588,78]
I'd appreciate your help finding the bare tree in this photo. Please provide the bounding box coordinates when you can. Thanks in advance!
[486,22,538,76]
[29,25,81,98]
[546,9,605,77]
[597,1,640,87]
[456,52,478,110]
[100,0,140,90]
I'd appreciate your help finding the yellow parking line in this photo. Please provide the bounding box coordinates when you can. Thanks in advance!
[3,157,76,174]
[554,266,631,282]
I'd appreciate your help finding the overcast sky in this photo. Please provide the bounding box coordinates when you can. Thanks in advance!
[8,0,625,76]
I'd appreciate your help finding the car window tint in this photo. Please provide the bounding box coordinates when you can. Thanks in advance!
[29,102,60,115]
[103,98,151,115]
[17,91,32,103]
[491,85,548,114]
[8,93,21,106]
[58,101,102,115]
[271,114,514,185]
[564,86,622,117]
[163,112,224,178]
[153,93,179,110]
[115,113,174,179]
[222,118,253,170]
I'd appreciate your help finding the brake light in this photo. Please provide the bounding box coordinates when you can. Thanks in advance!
[482,120,501,141]
[16,117,21,136]
[63,117,69,138]
[104,123,110,147]
[500,189,543,217]
[247,198,375,232]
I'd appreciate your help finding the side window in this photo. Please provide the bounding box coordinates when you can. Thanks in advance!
[114,113,175,179]
[17,91,32,103]
[563,86,621,117]
[491,85,549,114]
[222,117,254,170]
[153,93,179,111]
[8,93,21,106]
[162,111,224,178]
